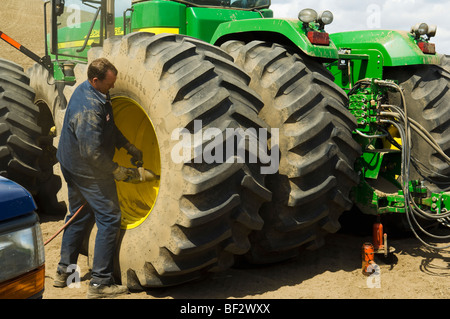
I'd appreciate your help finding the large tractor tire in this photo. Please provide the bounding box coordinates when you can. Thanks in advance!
[0,58,42,195]
[81,32,271,288]
[27,63,67,215]
[384,55,450,192]
[221,41,361,264]
[27,63,68,136]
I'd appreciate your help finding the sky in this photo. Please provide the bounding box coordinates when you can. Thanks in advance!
[270,0,450,54]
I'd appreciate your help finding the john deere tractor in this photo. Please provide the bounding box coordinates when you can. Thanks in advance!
[0,0,448,289]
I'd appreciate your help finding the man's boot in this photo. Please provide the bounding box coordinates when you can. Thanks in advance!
[53,271,70,288]
[86,282,130,299]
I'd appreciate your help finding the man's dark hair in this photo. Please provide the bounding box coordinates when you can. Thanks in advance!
[87,58,118,81]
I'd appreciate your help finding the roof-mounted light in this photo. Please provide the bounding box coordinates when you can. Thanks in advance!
[427,25,437,38]
[298,8,318,24]
[411,23,429,36]
[318,10,334,26]
[411,22,437,54]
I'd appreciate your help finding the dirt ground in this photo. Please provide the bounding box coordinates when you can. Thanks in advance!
[39,210,450,300]
[1,0,449,301]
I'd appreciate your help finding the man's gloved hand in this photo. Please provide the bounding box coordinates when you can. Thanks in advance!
[124,168,141,183]
[125,143,143,166]
[115,166,160,183]
[113,166,131,181]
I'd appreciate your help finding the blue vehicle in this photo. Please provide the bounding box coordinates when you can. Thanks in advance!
[0,176,45,299]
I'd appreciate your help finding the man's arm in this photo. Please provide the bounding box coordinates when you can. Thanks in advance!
[114,125,143,166]
[114,125,129,150]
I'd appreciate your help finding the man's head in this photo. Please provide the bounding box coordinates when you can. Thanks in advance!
[88,58,118,95]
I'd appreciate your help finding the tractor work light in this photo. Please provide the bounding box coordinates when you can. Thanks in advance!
[298,8,332,46]
[427,25,437,38]
[411,22,429,36]
[318,10,334,26]
[410,22,437,54]
[299,8,318,24]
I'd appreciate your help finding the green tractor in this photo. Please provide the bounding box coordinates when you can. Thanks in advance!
[0,0,448,289]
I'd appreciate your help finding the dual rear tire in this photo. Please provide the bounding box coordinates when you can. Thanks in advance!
[29,33,445,288]
[78,33,359,287]
[221,41,361,263]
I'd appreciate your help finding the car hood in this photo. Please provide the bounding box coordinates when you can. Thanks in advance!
[0,176,36,222]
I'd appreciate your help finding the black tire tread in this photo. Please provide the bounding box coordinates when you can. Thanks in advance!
[222,40,361,263]
[0,59,42,193]
[88,32,271,287]
[384,57,450,190]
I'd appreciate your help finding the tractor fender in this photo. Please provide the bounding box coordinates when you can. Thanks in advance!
[330,30,441,67]
[210,18,339,61]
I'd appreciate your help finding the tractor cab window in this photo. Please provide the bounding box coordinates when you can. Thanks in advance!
[184,0,270,9]
[54,0,132,58]
[54,0,103,57]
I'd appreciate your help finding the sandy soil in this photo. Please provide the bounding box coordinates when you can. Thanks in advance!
[1,0,449,301]
[40,211,449,300]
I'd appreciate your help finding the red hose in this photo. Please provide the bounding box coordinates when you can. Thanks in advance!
[44,203,86,246]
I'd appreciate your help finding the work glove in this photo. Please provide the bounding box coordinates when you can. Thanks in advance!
[113,166,132,181]
[120,167,160,183]
[125,143,143,167]
[123,168,141,183]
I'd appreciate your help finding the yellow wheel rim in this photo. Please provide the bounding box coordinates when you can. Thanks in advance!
[112,96,161,229]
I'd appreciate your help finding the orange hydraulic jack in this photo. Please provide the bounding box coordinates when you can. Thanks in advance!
[361,242,376,275]
[372,220,388,256]
[362,218,393,275]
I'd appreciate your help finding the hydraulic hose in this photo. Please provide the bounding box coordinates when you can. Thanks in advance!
[380,110,450,164]
[371,78,450,250]
[381,105,450,186]
[44,203,86,246]
[380,118,450,250]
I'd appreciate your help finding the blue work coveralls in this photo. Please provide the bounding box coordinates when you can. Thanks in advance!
[56,80,129,285]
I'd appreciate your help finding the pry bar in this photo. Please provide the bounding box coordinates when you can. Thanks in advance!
[0,30,53,74]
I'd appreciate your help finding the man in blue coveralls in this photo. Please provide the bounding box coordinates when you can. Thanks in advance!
[54,58,142,299]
